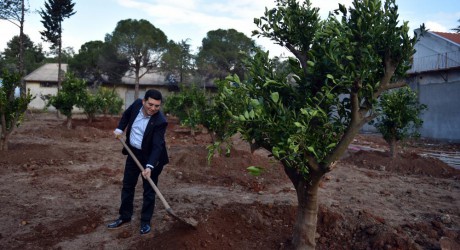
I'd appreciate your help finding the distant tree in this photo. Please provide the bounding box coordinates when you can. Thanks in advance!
[0,0,28,97]
[97,42,130,84]
[69,40,105,82]
[39,0,76,89]
[0,70,34,151]
[196,28,258,81]
[69,40,130,85]
[2,34,46,74]
[0,54,5,71]
[370,87,427,158]
[271,56,292,78]
[106,19,168,99]
[452,19,460,33]
[161,39,195,84]
[45,46,75,64]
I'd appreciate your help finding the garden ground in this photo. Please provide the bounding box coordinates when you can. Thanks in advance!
[0,113,459,249]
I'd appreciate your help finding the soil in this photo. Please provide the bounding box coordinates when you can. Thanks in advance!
[0,113,459,250]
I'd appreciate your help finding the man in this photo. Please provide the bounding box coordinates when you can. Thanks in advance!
[107,89,169,235]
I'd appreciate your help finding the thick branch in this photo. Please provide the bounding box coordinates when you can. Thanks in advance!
[285,43,309,78]
[323,91,360,166]
[380,80,407,91]
[304,154,319,172]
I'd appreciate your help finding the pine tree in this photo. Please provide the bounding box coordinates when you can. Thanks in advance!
[39,0,76,89]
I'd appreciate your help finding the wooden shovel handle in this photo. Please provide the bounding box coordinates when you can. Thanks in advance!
[118,137,171,210]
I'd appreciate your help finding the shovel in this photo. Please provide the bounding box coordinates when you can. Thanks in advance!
[118,137,198,228]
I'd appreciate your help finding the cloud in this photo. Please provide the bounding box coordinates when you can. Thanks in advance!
[425,21,449,32]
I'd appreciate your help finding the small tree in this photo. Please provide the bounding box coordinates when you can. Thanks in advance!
[96,87,123,117]
[213,0,420,248]
[46,73,86,129]
[163,84,208,135]
[370,87,427,158]
[79,90,100,123]
[0,70,34,150]
[77,86,124,122]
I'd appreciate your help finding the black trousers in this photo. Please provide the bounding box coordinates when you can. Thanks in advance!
[118,147,164,224]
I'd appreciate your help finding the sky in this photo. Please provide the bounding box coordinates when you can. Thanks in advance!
[0,0,459,58]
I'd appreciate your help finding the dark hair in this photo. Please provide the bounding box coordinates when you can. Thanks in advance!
[144,89,162,101]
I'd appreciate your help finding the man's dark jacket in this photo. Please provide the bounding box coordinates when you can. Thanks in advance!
[117,99,169,167]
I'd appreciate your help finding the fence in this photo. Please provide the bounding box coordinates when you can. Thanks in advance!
[408,50,460,73]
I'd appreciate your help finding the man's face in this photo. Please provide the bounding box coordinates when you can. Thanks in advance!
[142,97,161,116]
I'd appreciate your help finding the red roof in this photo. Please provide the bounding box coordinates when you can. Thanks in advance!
[433,31,460,45]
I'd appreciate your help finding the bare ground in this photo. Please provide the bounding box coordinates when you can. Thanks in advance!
[0,113,459,250]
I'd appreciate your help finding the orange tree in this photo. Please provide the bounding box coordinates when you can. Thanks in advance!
[0,70,33,150]
[213,0,421,248]
[46,73,86,129]
[163,84,208,135]
[370,87,427,158]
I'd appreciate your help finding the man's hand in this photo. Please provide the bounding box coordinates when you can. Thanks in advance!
[114,129,123,139]
[142,167,152,178]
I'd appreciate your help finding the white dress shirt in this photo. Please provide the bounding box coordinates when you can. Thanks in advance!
[129,108,151,150]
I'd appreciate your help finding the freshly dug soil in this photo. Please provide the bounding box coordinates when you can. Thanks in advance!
[0,113,458,249]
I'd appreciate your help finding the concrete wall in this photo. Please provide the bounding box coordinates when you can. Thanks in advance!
[414,80,460,142]
[27,82,57,111]
[26,82,172,112]
[363,30,460,142]
[118,86,171,110]
[362,80,460,142]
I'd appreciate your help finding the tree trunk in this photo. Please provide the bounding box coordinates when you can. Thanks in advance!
[0,113,6,150]
[389,138,397,158]
[134,68,140,100]
[285,166,324,249]
[0,129,9,151]
[57,21,63,90]
[56,22,63,119]
[0,136,7,151]
[66,116,72,129]
[19,0,25,98]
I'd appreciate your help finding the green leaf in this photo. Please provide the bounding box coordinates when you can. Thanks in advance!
[307,146,316,156]
[247,166,263,176]
[271,92,279,103]
[272,147,280,158]
[249,109,255,119]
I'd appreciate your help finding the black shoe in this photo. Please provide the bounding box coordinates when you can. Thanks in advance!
[140,223,151,235]
[107,219,130,229]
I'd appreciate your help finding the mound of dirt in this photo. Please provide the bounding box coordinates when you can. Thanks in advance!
[0,113,458,249]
